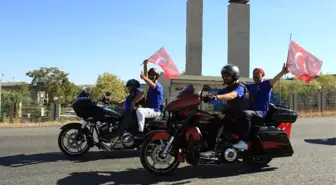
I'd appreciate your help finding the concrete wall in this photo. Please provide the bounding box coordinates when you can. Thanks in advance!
[227,3,250,78]
[185,0,203,76]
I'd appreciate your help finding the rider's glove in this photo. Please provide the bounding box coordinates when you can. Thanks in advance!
[204,95,217,102]
[211,95,218,101]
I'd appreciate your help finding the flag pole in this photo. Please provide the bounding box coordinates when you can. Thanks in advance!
[280,33,292,105]
[285,33,292,76]
[140,46,164,66]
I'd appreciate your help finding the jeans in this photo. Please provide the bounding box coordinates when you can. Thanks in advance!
[220,110,263,142]
[102,111,135,141]
[135,108,161,132]
[235,110,264,142]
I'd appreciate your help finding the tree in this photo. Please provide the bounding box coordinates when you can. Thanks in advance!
[289,78,320,107]
[91,73,127,101]
[316,74,336,105]
[272,80,291,104]
[26,67,70,103]
[62,81,81,105]
[0,83,38,119]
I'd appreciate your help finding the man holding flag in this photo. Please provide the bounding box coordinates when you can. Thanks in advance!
[244,39,323,124]
[244,64,289,121]
[135,59,164,138]
[134,47,180,137]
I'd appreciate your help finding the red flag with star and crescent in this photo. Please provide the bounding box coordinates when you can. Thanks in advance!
[286,40,323,83]
[148,47,181,79]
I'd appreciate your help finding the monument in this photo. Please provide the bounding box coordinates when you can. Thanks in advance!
[227,0,250,78]
[185,0,203,76]
[185,0,250,78]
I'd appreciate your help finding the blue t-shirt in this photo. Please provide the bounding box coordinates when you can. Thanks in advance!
[217,84,246,99]
[146,82,164,112]
[245,80,272,116]
[123,87,143,112]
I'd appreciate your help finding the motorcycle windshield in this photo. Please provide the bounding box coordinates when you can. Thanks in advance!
[178,84,195,97]
[76,89,89,99]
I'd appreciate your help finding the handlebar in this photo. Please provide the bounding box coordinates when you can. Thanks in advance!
[96,95,112,105]
[199,85,215,103]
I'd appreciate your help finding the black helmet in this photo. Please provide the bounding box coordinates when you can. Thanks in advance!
[221,64,240,80]
[126,79,140,88]
[148,68,160,78]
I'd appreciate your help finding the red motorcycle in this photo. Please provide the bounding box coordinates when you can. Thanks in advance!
[139,84,298,175]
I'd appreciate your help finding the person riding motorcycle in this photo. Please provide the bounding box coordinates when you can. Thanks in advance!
[244,64,289,120]
[200,64,250,158]
[136,59,164,137]
[100,79,145,151]
[112,79,146,112]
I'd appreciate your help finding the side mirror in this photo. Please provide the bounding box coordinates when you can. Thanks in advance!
[202,85,211,91]
[105,92,111,97]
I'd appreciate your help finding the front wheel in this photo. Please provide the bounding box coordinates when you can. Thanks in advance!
[58,126,91,157]
[139,137,180,175]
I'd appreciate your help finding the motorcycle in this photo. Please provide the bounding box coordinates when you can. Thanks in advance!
[58,88,167,157]
[139,84,298,175]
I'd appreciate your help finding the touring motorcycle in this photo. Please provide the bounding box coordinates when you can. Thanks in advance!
[139,84,298,175]
[58,88,167,157]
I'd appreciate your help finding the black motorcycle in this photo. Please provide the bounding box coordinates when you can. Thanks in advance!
[57,88,167,157]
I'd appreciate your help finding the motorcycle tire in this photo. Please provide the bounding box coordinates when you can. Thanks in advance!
[139,136,180,175]
[58,126,91,157]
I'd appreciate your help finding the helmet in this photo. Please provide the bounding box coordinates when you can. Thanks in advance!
[126,79,140,88]
[221,64,240,80]
[148,68,160,78]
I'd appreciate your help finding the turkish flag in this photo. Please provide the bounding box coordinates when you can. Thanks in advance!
[148,47,181,79]
[286,41,323,83]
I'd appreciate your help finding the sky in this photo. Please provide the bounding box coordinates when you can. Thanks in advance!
[0,0,335,85]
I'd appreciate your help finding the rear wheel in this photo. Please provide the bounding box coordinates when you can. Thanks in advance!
[139,137,180,175]
[58,126,91,157]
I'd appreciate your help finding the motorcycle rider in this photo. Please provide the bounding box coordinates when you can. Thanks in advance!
[245,64,289,119]
[136,59,164,137]
[100,79,145,151]
[200,64,250,157]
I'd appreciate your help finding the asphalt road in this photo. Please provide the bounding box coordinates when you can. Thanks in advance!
[0,117,335,185]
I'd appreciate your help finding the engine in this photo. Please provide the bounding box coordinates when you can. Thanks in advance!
[222,148,238,162]
[121,132,136,149]
[97,121,118,135]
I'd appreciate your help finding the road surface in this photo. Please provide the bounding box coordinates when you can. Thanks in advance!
[0,117,335,185]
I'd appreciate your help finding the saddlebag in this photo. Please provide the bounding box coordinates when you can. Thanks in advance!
[255,126,294,157]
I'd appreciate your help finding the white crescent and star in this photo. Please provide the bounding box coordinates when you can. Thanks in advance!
[155,57,168,66]
[294,52,303,70]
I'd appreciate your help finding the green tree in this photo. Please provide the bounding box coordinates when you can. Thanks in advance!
[1,83,37,119]
[289,78,320,106]
[91,73,127,101]
[26,67,70,103]
[272,80,290,104]
[316,74,336,105]
[62,81,81,104]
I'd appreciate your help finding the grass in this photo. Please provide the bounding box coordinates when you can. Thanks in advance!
[0,117,81,128]
[0,110,335,128]
[0,121,68,128]
[298,110,336,117]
